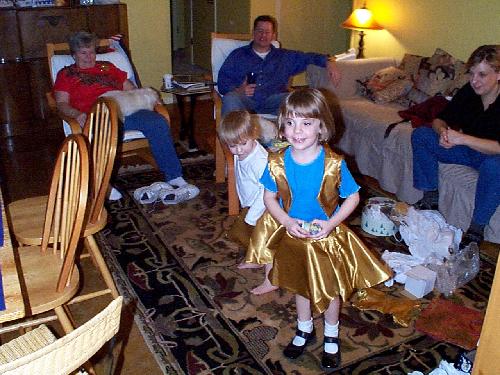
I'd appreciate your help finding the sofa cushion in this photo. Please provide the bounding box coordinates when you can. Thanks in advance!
[439,164,500,242]
[337,97,422,203]
[357,66,413,104]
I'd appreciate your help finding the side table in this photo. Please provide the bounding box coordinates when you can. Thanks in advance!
[162,85,213,152]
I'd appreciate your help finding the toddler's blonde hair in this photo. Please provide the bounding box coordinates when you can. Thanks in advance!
[218,111,261,145]
[278,88,336,143]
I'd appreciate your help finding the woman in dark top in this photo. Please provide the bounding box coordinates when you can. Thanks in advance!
[412,45,499,248]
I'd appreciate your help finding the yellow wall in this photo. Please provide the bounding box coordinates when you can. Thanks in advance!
[249,0,351,84]
[121,0,171,90]
[217,1,251,34]
[122,0,499,90]
[249,0,350,54]
[351,0,500,61]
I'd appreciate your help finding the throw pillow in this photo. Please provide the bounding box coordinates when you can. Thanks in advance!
[444,59,470,97]
[101,87,159,121]
[398,53,425,82]
[357,66,413,104]
[396,87,431,107]
[415,48,458,96]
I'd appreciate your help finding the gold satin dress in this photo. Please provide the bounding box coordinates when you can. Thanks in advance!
[247,145,392,313]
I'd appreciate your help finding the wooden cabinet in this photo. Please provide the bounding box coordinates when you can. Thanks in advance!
[0,10,22,61]
[0,4,128,138]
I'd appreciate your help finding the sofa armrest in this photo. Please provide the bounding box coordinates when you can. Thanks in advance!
[306,57,399,98]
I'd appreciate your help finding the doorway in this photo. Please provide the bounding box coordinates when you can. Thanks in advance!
[171,0,213,76]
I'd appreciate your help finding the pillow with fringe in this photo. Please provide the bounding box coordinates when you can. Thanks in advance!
[101,87,159,121]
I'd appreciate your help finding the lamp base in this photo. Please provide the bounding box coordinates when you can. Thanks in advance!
[357,31,366,59]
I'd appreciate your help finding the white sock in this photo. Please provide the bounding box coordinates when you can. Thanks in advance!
[324,321,339,354]
[292,318,313,346]
[168,176,187,188]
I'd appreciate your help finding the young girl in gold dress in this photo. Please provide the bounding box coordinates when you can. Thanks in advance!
[247,88,391,370]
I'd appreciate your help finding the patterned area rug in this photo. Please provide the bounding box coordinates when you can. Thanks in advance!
[97,161,494,374]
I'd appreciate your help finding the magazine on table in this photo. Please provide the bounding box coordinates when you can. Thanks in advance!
[172,75,212,91]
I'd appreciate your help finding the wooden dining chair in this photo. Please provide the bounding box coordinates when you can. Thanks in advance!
[211,33,253,217]
[46,39,171,168]
[0,296,122,375]
[0,134,89,337]
[210,33,281,215]
[8,98,120,300]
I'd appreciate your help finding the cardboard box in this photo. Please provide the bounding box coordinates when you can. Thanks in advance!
[404,265,437,298]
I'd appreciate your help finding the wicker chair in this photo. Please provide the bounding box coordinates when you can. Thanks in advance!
[0,297,123,375]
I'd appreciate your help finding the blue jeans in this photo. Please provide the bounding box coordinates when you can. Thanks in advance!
[411,127,500,225]
[124,110,182,181]
[221,92,288,116]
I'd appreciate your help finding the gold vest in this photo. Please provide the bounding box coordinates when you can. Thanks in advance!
[268,144,343,217]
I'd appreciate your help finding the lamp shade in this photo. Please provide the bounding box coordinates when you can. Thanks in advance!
[341,7,383,31]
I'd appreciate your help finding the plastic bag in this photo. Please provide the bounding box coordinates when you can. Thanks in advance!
[426,242,480,297]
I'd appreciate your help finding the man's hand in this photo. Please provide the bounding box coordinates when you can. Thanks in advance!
[235,79,256,97]
[327,59,341,87]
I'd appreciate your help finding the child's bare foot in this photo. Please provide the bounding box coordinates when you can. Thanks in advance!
[251,280,279,295]
[238,262,264,270]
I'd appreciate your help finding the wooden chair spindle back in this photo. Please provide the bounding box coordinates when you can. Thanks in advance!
[40,134,90,292]
[83,98,119,224]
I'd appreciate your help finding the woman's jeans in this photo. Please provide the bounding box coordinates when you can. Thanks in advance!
[411,127,500,225]
[124,110,182,181]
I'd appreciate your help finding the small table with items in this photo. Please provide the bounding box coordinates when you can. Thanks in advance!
[162,75,214,152]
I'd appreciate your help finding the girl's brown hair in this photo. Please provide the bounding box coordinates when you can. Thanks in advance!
[278,88,336,143]
[218,110,261,145]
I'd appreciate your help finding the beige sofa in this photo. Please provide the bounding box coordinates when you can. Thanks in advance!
[307,58,500,243]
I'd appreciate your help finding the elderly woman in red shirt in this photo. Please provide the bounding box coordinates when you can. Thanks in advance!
[54,31,198,204]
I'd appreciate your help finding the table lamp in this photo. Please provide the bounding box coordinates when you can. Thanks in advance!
[341,3,383,58]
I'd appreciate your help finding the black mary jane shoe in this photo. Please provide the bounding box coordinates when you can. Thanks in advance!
[283,328,316,359]
[321,336,341,370]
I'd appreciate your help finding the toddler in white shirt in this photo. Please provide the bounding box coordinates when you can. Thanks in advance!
[218,111,278,295]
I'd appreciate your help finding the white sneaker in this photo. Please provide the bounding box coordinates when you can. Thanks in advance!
[133,182,173,204]
[161,184,200,205]
[108,187,123,201]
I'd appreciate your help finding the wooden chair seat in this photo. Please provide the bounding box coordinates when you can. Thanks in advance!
[8,98,120,305]
[17,245,80,317]
[0,134,90,344]
[8,196,47,246]
[9,196,108,245]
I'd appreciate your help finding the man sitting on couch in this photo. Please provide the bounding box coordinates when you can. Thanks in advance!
[412,45,500,248]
